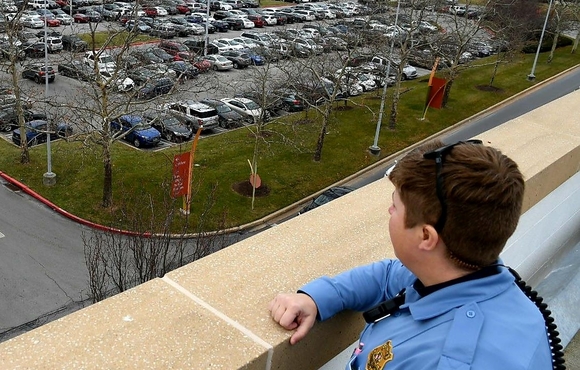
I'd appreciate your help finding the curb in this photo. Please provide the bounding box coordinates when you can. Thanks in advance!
[2,64,579,238]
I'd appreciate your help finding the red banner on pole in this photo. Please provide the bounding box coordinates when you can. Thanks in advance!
[171,152,190,198]
[427,76,447,109]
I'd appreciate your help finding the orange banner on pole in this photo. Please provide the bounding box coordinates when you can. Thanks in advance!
[171,152,190,198]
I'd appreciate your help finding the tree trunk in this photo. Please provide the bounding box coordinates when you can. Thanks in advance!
[572,31,580,54]
[313,105,331,162]
[442,77,455,108]
[548,29,560,64]
[388,80,401,130]
[489,54,501,87]
[102,143,113,208]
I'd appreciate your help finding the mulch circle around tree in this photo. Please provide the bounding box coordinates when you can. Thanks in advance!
[476,85,505,93]
[232,180,270,197]
[335,105,354,111]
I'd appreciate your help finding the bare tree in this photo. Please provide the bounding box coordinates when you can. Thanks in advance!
[83,181,230,303]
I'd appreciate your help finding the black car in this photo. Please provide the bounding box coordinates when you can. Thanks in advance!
[211,20,229,32]
[213,10,234,20]
[143,111,192,143]
[58,60,90,80]
[21,42,45,58]
[199,98,248,129]
[128,66,158,85]
[12,119,73,146]
[148,47,176,63]
[137,77,174,99]
[222,17,244,30]
[183,39,219,55]
[22,64,56,84]
[298,186,355,214]
[61,34,88,52]
[220,50,251,69]
[0,108,47,132]
[273,89,305,112]
[132,49,165,65]
[167,61,199,81]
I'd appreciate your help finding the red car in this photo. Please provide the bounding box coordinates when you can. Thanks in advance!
[40,15,61,27]
[176,4,191,14]
[143,7,158,17]
[192,57,211,73]
[73,13,89,23]
[247,15,265,28]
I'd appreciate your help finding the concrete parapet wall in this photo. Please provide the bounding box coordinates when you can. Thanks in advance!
[0,91,579,369]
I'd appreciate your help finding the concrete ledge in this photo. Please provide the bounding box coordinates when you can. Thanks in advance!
[0,93,579,369]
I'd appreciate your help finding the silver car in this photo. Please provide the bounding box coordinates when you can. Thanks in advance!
[204,55,233,71]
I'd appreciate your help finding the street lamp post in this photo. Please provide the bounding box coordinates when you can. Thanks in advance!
[42,0,56,186]
[369,0,402,156]
[528,0,554,81]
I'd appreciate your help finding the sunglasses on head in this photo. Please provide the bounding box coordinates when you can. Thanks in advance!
[422,139,483,233]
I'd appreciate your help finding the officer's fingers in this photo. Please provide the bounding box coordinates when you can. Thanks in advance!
[289,315,315,345]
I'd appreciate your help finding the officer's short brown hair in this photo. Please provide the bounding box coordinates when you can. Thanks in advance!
[388,140,525,269]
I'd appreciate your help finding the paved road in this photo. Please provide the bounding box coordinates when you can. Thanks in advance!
[0,181,90,340]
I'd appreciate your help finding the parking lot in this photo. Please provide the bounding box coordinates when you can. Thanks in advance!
[1,0,484,151]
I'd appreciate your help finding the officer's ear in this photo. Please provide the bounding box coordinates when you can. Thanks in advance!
[418,224,440,252]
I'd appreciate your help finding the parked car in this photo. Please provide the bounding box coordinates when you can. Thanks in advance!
[162,100,219,131]
[220,97,267,122]
[21,41,45,58]
[126,20,152,33]
[21,15,44,29]
[159,40,193,60]
[0,109,46,132]
[110,114,161,148]
[148,47,179,62]
[298,186,355,214]
[61,34,88,52]
[241,48,264,66]
[220,50,251,69]
[149,23,177,38]
[128,66,158,85]
[272,89,305,112]
[143,111,192,143]
[58,60,90,80]
[73,13,90,23]
[41,36,63,53]
[204,54,233,71]
[133,49,165,64]
[12,119,72,146]
[137,77,174,99]
[21,64,55,83]
[167,61,199,81]
[199,98,248,128]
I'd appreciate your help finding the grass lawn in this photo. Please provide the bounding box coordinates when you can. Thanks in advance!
[0,47,578,232]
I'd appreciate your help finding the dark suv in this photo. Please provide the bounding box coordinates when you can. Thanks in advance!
[21,64,56,84]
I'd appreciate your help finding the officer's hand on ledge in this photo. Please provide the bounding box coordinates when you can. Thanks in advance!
[268,293,318,345]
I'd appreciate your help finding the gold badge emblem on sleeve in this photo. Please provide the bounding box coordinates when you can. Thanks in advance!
[366,340,394,370]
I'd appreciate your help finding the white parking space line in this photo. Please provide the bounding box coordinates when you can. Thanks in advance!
[0,231,5,238]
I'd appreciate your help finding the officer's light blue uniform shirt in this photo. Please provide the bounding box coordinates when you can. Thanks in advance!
[300,259,552,370]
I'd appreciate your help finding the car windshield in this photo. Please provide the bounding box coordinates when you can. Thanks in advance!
[244,100,260,110]
[162,116,181,126]
[100,55,114,63]
[216,104,231,113]
[133,121,151,130]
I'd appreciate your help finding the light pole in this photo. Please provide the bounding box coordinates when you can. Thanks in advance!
[42,0,56,186]
[369,0,402,156]
[528,0,554,81]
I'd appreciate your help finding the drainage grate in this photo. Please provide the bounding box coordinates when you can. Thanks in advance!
[3,182,21,192]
